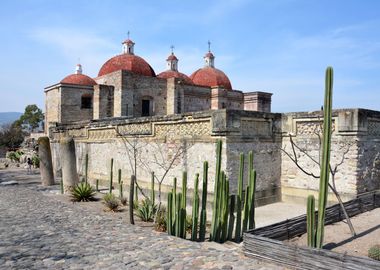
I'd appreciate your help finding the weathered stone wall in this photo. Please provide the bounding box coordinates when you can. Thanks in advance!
[281,109,380,203]
[60,86,94,123]
[44,86,61,131]
[49,110,282,206]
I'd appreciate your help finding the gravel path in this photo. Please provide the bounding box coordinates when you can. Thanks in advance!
[0,169,285,270]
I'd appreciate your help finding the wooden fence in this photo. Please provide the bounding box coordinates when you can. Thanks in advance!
[243,191,380,269]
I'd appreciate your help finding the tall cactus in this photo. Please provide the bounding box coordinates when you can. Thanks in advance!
[199,161,208,241]
[109,158,113,194]
[211,140,222,241]
[307,195,316,248]
[191,174,200,241]
[118,169,121,184]
[315,67,334,248]
[172,178,178,235]
[181,171,187,238]
[248,168,257,230]
[151,172,155,205]
[221,176,229,242]
[85,153,88,183]
[227,195,236,240]
[119,181,123,198]
[235,153,244,242]
[129,175,135,225]
[242,186,250,233]
[167,192,173,235]
[95,179,99,192]
[248,151,256,230]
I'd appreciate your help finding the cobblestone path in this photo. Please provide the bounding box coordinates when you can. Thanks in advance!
[0,170,284,270]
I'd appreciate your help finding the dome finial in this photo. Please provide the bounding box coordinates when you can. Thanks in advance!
[122,31,135,54]
[75,62,82,74]
[204,41,215,68]
[166,45,178,71]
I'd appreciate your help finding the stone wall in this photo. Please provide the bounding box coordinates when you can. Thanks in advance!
[49,110,282,206]
[281,109,380,203]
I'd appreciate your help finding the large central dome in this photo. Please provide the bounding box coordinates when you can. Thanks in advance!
[98,38,155,77]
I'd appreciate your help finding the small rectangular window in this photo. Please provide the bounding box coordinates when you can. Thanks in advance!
[81,96,92,109]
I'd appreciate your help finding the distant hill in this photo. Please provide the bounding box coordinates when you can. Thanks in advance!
[0,112,22,125]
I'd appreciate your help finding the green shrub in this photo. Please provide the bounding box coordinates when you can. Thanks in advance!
[103,193,119,212]
[368,245,380,261]
[6,151,18,162]
[155,206,167,232]
[70,182,96,202]
[31,155,40,168]
[137,198,157,222]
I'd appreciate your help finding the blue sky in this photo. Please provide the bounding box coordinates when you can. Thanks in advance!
[1,0,380,113]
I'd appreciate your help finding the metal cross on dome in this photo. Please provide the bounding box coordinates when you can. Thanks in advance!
[170,45,175,53]
[208,40,211,52]
[127,31,130,39]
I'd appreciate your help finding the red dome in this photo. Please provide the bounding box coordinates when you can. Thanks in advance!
[98,54,156,77]
[190,67,232,90]
[167,54,178,61]
[157,70,193,84]
[60,74,97,86]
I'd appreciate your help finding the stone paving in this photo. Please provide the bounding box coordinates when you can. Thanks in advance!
[0,169,286,270]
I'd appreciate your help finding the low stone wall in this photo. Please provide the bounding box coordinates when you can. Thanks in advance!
[49,109,282,206]
[281,109,380,203]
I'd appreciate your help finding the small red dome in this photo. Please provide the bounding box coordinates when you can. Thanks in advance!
[190,67,232,90]
[167,54,178,61]
[60,74,97,86]
[98,54,156,77]
[157,70,193,84]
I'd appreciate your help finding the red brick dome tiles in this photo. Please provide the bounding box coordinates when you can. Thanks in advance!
[60,74,97,86]
[190,67,232,90]
[157,70,193,84]
[98,54,156,77]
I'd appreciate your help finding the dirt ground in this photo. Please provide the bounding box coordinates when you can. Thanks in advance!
[288,207,380,258]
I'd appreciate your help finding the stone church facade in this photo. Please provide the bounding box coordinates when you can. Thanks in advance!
[44,37,380,206]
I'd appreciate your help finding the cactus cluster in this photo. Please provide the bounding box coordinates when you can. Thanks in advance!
[368,245,380,261]
[109,158,114,194]
[306,67,334,249]
[163,140,257,243]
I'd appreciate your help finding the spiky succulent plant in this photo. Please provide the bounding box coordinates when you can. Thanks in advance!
[70,182,96,202]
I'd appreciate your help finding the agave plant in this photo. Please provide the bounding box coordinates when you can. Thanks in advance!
[137,198,157,222]
[155,206,167,232]
[70,182,96,202]
[103,193,120,212]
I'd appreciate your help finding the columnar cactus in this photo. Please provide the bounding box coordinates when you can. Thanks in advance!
[151,172,155,205]
[248,152,256,230]
[307,195,316,248]
[199,161,208,241]
[191,174,200,241]
[227,195,235,240]
[235,153,244,242]
[210,140,222,241]
[109,158,113,194]
[181,172,187,238]
[167,192,173,235]
[85,153,88,183]
[95,179,99,192]
[119,181,123,199]
[118,169,121,184]
[242,186,250,233]
[316,67,334,249]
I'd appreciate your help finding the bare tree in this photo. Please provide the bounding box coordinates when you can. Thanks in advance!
[138,139,193,220]
[115,127,149,199]
[281,121,356,236]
